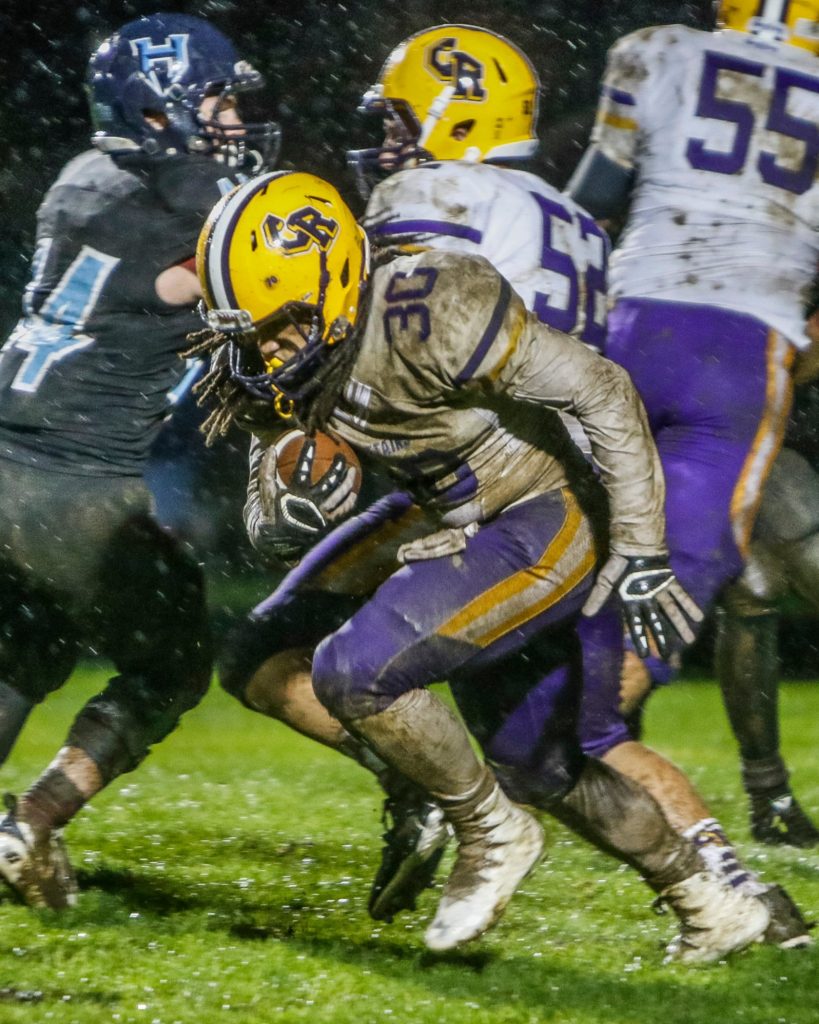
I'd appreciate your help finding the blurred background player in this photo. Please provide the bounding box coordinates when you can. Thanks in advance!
[717,374,819,846]
[0,12,278,909]
[193,168,769,962]
[567,1,819,852]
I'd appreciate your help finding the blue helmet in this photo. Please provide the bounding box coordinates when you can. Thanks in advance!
[87,12,279,169]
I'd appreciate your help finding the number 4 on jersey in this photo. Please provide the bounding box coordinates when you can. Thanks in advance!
[5,242,119,393]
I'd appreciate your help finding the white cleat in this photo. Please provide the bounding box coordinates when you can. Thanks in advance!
[661,871,770,965]
[424,785,544,952]
[0,796,77,910]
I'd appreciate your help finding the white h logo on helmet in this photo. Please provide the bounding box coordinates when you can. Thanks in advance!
[131,34,190,79]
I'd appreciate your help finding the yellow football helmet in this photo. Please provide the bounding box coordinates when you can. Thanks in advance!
[197,170,369,409]
[717,0,819,53]
[349,23,539,188]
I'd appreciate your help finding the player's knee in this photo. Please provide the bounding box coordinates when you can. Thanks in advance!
[177,659,212,712]
[162,633,212,711]
[313,630,403,721]
[234,649,313,720]
[492,737,585,807]
[0,583,80,702]
[579,714,633,759]
[219,611,292,707]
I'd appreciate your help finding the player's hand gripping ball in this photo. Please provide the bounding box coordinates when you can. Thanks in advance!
[264,429,362,536]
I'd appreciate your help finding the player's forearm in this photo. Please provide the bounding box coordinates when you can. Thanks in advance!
[573,361,667,557]
[565,144,634,221]
[498,330,666,555]
[243,433,303,562]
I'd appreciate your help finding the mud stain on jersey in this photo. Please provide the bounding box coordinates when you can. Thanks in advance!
[766,201,797,228]
[719,68,769,120]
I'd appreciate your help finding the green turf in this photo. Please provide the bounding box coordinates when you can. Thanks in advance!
[1,668,818,1024]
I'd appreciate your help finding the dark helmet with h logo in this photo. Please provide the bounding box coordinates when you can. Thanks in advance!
[87,12,279,169]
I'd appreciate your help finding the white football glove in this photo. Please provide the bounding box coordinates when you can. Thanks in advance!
[582,553,704,659]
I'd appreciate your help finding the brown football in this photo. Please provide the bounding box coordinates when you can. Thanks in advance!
[271,428,362,491]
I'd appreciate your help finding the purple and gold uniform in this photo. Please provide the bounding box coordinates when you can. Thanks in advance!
[580,21,819,626]
[229,246,665,780]
[363,161,608,351]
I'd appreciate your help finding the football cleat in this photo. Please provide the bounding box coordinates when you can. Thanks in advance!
[757,885,814,949]
[424,784,544,952]
[751,793,819,847]
[369,797,452,922]
[660,871,769,965]
[0,795,77,910]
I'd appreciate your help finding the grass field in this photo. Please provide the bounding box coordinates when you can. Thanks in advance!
[1,666,818,1024]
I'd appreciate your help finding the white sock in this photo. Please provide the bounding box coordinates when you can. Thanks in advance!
[683,817,767,896]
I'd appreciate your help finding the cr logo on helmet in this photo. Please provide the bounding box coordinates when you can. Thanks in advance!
[262,207,340,255]
[426,38,486,101]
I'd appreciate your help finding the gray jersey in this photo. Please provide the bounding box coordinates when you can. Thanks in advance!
[316,249,665,557]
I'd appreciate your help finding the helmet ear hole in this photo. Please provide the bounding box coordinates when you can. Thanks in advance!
[340,259,350,288]
[451,119,475,141]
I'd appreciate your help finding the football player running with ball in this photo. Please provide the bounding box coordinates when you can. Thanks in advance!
[568,1,819,855]
[192,167,777,962]
[207,24,806,947]
[0,13,278,909]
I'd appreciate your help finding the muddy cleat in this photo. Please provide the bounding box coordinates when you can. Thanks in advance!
[660,871,770,965]
[757,885,814,949]
[0,795,77,910]
[424,784,544,952]
[369,797,452,922]
[751,794,819,848]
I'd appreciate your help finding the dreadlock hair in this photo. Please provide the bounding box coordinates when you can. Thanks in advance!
[298,303,372,435]
[299,246,407,433]
[182,327,252,445]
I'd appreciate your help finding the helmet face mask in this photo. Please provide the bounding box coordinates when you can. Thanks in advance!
[197,172,370,413]
[716,0,819,54]
[348,24,540,196]
[87,13,280,168]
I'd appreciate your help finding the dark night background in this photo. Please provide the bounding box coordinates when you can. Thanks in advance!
[2,0,817,672]
[0,0,714,325]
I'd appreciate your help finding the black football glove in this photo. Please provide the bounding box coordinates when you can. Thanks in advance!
[277,439,358,535]
[581,554,704,659]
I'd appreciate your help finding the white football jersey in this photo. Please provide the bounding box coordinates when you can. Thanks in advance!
[594,24,819,349]
[363,161,609,351]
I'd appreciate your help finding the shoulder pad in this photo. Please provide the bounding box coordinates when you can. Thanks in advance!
[122,154,240,217]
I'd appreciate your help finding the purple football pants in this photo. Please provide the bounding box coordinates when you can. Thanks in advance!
[231,488,621,797]
[578,297,794,756]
